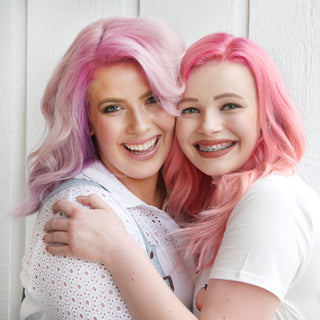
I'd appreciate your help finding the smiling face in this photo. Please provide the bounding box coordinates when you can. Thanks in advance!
[87,62,175,184]
[176,61,260,178]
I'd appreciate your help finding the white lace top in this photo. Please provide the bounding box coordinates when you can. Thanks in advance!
[20,160,193,319]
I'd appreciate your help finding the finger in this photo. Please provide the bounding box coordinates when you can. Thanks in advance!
[44,231,70,245]
[44,218,70,232]
[52,199,82,216]
[46,244,71,257]
[77,194,112,211]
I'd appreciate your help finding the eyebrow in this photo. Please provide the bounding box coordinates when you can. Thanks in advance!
[179,97,198,104]
[214,92,245,100]
[97,90,153,108]
[179,92,245,105]
[97,98,124,108]
[140,90,153,100]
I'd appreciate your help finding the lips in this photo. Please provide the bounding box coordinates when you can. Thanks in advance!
[123,136,158,155]
[195,141,235,152]
[194,140,236,158]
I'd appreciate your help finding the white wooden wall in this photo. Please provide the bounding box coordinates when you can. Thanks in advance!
[1,0,319,318]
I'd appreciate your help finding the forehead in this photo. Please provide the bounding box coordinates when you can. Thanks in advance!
[184,61,257,99]
[87,62,148,100]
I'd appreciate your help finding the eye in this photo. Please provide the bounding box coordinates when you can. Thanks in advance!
[102,105,121,113]
[146,96,158,105]
[221,103,240,110]
[181,107,200,114]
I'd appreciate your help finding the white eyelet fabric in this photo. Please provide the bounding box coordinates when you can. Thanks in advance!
[20,160,193,319]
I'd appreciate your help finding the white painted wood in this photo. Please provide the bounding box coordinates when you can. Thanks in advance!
[250,0,320,194]
[140,0,248,47]
[0,0,27,318]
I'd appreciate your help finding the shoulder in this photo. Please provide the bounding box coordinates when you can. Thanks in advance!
[235,174,320,222]
[226,174,319,249]
[234,174,314,218]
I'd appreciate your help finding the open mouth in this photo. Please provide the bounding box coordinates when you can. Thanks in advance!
[123,136,158,154]
[195,141,235,152]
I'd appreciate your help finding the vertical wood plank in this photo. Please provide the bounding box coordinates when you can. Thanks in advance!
[0,0,27,318]
[249,0,320,193]
[140,0,248,47]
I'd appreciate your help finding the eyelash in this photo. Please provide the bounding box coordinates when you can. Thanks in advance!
[102,105,121,113]
[181,107,200,114]
[221,103,240,110]
[102,95,157,113]
[146,96,158,105]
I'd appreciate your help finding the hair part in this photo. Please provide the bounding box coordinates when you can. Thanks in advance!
[14,17,185,217]
[163,32,306,270]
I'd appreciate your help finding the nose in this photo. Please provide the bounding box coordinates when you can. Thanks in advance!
[197,110,223,136]
[126,107,152,134]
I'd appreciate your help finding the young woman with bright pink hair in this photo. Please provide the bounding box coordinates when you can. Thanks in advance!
[45,33,320,319]
[17,17,195,319]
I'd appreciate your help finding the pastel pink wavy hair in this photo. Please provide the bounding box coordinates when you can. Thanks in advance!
[163,33,306,270]
[14,17,185,217]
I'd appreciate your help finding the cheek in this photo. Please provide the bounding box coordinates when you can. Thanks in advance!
[91,119,118,146]
[175,119,192,151]
[157,113,175,135]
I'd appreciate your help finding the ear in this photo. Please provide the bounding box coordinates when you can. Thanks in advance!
[89,124,95,136]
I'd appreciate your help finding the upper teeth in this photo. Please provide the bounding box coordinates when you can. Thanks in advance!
[125,137,157,153]
[197,142,233,152]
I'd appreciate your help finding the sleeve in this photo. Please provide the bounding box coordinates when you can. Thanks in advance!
[209,177,312,301]
[21,184,144,320]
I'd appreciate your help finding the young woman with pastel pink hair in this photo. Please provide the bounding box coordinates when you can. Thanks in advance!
[16,17,195,319]
[45,33,320,319]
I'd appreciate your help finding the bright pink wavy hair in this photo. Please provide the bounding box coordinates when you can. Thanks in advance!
[14,17,185,217]
[163,33,306,269]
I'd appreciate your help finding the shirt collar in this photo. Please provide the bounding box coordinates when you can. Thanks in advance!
[81,160,148,209]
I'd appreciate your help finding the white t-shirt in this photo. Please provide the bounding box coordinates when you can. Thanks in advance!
[21,160,193,320]
[193,174,320,319]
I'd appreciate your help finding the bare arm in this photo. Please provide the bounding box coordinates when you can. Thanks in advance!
[45,195,196,320]
[45,195,280,320]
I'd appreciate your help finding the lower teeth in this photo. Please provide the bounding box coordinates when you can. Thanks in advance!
[198,143,233,152]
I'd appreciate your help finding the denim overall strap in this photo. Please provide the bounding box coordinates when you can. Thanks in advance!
[46,179,174,291]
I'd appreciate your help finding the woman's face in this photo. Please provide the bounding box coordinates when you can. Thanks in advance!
[176,61,260,178]
[87,62,175,181]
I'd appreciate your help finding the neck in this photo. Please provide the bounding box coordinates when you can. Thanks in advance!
[118,173,166,209]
